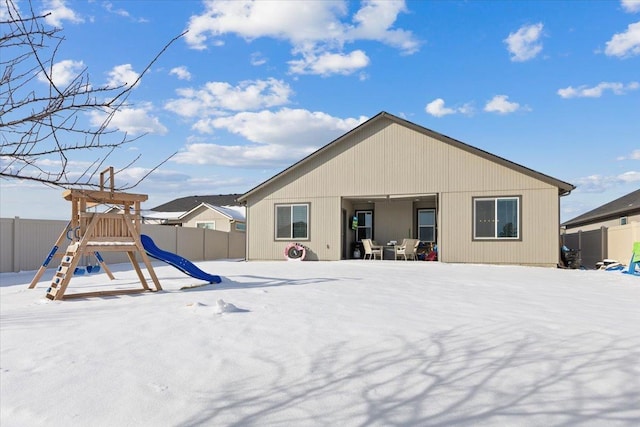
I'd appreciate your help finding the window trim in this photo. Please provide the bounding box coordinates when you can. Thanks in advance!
[417,208,437,243]
[355,209,374,242]
[274,203,310,241]
[472,196,522,241]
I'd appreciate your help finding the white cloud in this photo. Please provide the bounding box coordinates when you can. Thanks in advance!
[37,59,85,87]
[483,95,523,114]
[622,0,640,13]
[204,108,367,145]
[288,50,370,76]
[619,171,640,182]
[425,99,455,117]
[106,64,140,88]
[574,171,640,193]
[169,66,192,81]
[165,78,293,119]
[425,99,475,117]
[41,0,84,27]
[173,142,316,168]
[346,0,419,54]
[89,103,168,136]
[504,23,544,62]
[605,21,640,57]
[0,3,10,20]
[557,81,640,98]
[102,1,147,23]
[103,2,130,18]
[184,0,418,75]
[250,52,267,66]
[616,149,640,160]
[458,103,475,115]
[173,108,368,167]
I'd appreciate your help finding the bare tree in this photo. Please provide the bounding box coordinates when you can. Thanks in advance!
[0,0,182,190]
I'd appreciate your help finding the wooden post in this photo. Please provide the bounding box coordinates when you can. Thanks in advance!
[28,222,70,288]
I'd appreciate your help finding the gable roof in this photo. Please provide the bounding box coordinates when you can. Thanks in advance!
[238,111,575,202]
[562,189,640,228]
[151,194,243,212]
[180,202,246,222]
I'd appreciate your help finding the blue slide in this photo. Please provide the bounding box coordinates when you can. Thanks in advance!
[141,235,221,284]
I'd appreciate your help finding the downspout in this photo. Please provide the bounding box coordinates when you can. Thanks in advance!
[244,201,249,261]
[436,193,440,262]
[558,186,574,266]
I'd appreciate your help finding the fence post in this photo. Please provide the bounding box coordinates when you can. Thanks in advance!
[601,226,608,261]
[578,230,582,254]
[12,217,20,273]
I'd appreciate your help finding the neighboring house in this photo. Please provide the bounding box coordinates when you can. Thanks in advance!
[180,203,246,235]
[237,111,575,266]
[145,194,246,231]
[562,189,640,232]
[561,189,639,268]
[142,194,246,231]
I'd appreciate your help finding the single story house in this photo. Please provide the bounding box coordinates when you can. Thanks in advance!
[562,189,639,232]
[180,203,246,234]
[237,112,574,266]
[560,189,639,268]
[143,194,245,233]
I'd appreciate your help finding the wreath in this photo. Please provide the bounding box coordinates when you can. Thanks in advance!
[284,242,307,261]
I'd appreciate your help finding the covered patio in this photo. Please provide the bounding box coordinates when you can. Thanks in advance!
[341,193,438,260]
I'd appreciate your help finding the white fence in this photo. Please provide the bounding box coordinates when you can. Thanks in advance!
[0,217,245,273]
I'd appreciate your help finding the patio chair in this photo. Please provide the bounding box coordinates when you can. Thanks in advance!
[362,239,382,260]
[395,238,420,260]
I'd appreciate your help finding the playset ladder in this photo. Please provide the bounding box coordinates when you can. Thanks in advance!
[29,221,115,289]
[46,243,82,300]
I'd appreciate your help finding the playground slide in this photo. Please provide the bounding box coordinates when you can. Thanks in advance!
[140,235,221,284]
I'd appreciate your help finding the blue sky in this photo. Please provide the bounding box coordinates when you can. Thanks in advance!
[1,0,639,222]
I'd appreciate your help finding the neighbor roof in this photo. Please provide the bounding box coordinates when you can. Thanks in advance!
[151,194,243,212]
[562,189,640,228]
[180,202,246,222]
[238,111,575,202]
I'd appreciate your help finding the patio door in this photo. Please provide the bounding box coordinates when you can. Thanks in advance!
[355,210,373,241]
[418,209,436,242]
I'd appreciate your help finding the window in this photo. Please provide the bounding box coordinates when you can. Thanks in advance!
[418,209,436,242]
[474,197,520,240]
[235,222,246,232]
[276,204,309,240]
[196,221,215,230]
[355,210,373,241]
[620,217,628,226]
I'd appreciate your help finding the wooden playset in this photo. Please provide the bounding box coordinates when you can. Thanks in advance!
[29,167,162,300]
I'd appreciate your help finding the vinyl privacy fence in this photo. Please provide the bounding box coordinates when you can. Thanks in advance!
[561,222,639,269]
[0,217,245,273]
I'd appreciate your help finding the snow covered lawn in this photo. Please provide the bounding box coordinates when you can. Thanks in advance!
[1,260,639,426]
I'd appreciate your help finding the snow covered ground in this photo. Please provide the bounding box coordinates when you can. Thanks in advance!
[1,260,639,426]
